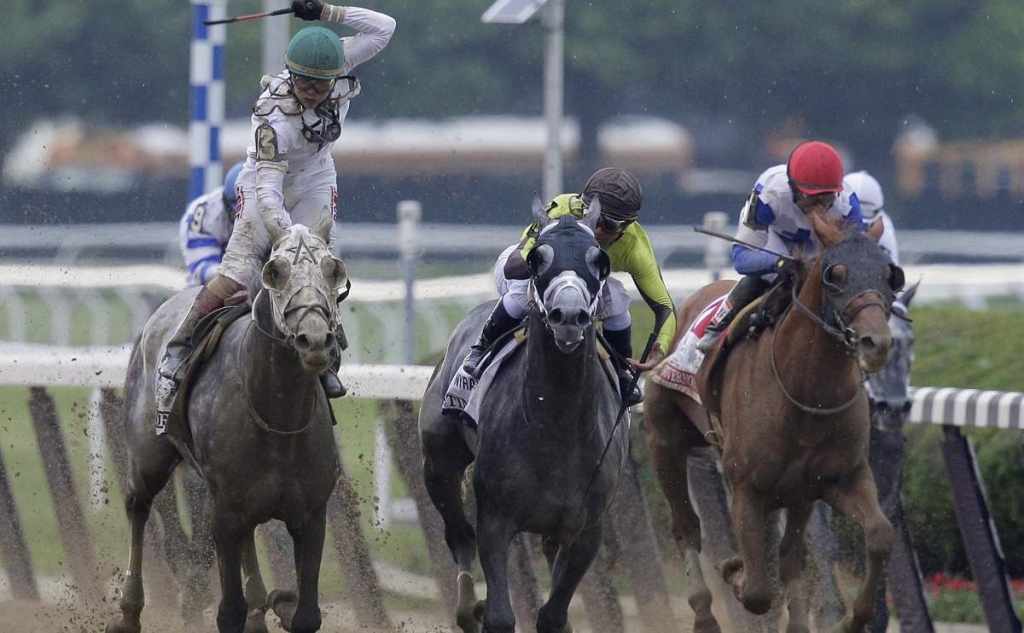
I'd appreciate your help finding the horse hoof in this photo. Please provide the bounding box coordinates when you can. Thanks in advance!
[693,614,723,633]
[105,615,141,633]
[267,589,298,610]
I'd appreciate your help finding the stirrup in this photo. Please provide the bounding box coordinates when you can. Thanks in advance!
[696,327,723,353]
[462,345,488,379]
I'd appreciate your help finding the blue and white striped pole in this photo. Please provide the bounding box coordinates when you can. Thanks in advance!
[189,0,228,201]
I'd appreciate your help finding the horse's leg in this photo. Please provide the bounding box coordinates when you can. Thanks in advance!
[642,393,720,633]
[269,508,327,633]
[107,442,181,633]
[182,472,217,629]
[778,503,814,633]
[822,466,894,633]
[723,483,774,615]
[475,502,516,633]
[422,419,481,631]
[211,504,250,633]
[241,532,270,633]
[536,521,603,633]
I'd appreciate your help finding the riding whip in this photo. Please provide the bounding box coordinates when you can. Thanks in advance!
[576,332,659,518]
[203,7,293,25]
[694,226,797,262]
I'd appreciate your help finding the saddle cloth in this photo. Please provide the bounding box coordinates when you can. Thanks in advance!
[443,330,619,427]
[650,294,730,402]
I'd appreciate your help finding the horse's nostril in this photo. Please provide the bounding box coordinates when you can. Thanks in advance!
[325,332,336,348]
[860,336,876,350]
[548,308,564,325]
[294,334,311,350]
[576,311,591,327]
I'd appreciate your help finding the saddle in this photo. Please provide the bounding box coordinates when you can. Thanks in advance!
[163,302,250,471]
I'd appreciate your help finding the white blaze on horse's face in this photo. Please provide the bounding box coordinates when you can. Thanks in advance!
[540,271,597,353]
[261,225,348,372]
[528,214,610,354]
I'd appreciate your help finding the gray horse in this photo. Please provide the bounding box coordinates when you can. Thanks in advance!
[420,206,627,633]
[107,220,348,633]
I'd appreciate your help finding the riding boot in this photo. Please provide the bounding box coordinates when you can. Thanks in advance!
[462,300,522,378]
[603,326,643,407]
[696,275,769,353]
[155,277,242,430]
[320,287,351,398]
[320,356,347,398]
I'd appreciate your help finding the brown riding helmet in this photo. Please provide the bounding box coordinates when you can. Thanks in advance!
[582,168,643,220]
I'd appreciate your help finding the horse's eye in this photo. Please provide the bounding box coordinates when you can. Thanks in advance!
[823,264,848,288]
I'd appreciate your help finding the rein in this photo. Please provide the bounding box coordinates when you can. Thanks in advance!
[769,280,870,416]
[240,294,326,436]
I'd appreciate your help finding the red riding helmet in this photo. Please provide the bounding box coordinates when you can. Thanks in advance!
[787,141,844,195]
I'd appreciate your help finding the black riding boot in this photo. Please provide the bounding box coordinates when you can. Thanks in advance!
[462,301,522,378]
[320,356,347,398]
[696,275,770,353]
[155,287,223,430]
[604,326,643,407]
[320,287,351,398]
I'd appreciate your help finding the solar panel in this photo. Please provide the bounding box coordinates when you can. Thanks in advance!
[481,0,549,24]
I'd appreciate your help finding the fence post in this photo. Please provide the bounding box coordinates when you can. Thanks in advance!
[941,425,1022,632]
[28,386,102,602]
[701,212,730,281]
[0,442,39,600]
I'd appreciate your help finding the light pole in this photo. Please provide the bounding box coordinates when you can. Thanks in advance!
[483,0,564,201]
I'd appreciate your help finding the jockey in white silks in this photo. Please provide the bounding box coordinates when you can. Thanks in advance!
[179,162,244,287]
[844,170,900,266]
[155,1,395,428]
[697,140,865,352]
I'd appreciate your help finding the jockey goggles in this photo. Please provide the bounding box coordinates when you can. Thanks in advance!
[792,189,837,211]
[291,74,335,96]
[596,214,633,233]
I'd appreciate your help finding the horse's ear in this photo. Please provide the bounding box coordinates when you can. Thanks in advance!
[586,246,610,280]
[887,264,906,294]
[320,255,348,291]
[532,195,550,227]
[898,279,921,311]
[527,244,554,278]
[266,220,288,248]
[809,212,844,247]
[866,217,884,243]
[312,213,334,244]
[262,257,292,291]
[583,195,601,232]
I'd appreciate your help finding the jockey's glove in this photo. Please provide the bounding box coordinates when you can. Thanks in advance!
[292,0,324,20]
[773,257,796,276]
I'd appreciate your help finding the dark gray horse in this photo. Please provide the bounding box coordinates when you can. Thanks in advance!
[107,220,348,633]
[420,205,627,633]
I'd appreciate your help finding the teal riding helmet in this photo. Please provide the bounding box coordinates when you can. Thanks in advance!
[284,27,347,80]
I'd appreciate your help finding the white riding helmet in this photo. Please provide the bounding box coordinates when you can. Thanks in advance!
[844,171,884,221]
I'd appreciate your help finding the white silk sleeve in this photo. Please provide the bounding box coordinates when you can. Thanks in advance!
[340,7,396,71]
[255,161,291,232]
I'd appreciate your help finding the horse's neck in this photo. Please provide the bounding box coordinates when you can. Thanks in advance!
[242,305,321,426]
[522,322,601,429]
[775,268,859,396]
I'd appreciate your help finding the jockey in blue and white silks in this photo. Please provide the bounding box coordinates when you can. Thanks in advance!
[697,140,864,352]
[178,162,243,287]
[845,170,899,265]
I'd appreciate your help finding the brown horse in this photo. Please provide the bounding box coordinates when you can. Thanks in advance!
[643,214,904,633]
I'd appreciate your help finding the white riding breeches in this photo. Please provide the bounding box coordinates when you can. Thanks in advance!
[493,244,632,330]
[219,180,337,290]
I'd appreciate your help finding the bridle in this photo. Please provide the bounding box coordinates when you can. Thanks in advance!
[769,260,894,416]
[251,285,335,348]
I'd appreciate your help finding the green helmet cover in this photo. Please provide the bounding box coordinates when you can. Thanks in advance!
[284,26,346,80]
